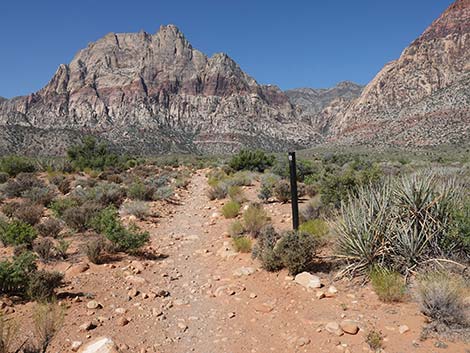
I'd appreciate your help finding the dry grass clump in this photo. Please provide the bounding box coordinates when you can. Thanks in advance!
[370,266,407,303]
[221,200,240,219]
[121,201,150,220]
[232,236,252,253]
[243,203,269,236]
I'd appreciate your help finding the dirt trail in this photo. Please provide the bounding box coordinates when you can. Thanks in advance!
[42,170,468,353]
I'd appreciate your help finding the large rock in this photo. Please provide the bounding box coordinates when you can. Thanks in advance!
[294,272,322,289]
[77,337,119,353]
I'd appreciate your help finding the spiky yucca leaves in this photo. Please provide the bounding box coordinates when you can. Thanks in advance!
[391,172,459,270]
[335,182,393,275]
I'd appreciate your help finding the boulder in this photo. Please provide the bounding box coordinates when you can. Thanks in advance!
[78,337,119,353]
[294,272,321,289]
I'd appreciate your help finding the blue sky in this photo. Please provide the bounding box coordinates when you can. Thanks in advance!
[0,0,453,98]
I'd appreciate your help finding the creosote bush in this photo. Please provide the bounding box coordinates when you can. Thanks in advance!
[275,231,316,275]
[252,225,283,272]
[0,156,35,177]
[370,266,406,303]
[222,200,240,219]
[229,149,274,172]
[0,220,38,246]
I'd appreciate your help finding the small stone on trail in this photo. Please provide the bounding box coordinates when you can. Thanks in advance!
[294,272,322,289]
[233,266,256,277]
[326,322,344,336]
[399,325,410,334]
[340,320,359,335]
[86,300,101,309]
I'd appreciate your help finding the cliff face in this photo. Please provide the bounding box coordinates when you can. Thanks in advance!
[0,25,320,155]
[327,0,470,146]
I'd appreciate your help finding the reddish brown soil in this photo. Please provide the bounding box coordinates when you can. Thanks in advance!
[4,171,469,352]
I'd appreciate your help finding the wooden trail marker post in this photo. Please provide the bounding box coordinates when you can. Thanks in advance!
[288,151,299,230]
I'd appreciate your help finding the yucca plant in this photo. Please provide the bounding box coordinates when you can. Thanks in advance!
[334,182,393,275]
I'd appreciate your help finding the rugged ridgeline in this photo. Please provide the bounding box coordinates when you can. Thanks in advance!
[325,0,470,147]
[285,82,363,132]
[0,0,469,155]
[0,25,321,156]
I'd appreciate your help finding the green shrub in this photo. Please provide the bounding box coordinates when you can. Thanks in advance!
[273,180,291,203]
[232,236,252,253]
[365,330,383,351]
[90,206,149,252]
[258,173,280,202]
[0,220,38,246]
[229,220,245,237]
[229,150,274,172]
[49,198,79,217]
[0,251,37,296]
[127,180,154,201]
[28,270,63,302]
[370,267,406,302]
[299,219,329,239]
[252,225,283,272]
[271,158,317,182]
[67,136,126,171]
[0,156,35,176]
[417,272,469,329]
[243,203,269,236]
[275,231,316,275]
[86,182,126,206]
[227,171,253,186]
[222,200,240,219]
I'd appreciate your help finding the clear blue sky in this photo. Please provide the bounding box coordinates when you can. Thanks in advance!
[0,0,453,98]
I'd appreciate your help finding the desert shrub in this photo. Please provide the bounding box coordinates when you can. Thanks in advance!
[222,200,240,219]
[243,203,269,236]
[320,164,382,208]
[0,220,38,246]
[33,238,54,263]
[67,136,125,171]
[62,202,101,232]
[22,186,56,206]
[12,203,43,225]
[207,183,228,200]
[228,185,245,203]
[365,330,383,351]
[207,169,228,187]
[1,173,44,198]
[0,312,19,353]
[49,174,71,195]
[229,150,274,172]
[449,197,470,260]
[54,239,70,260]
[127,180,154,201]
[48,197,79,217]
[299,219,329,240]
[90,206,149,252]
[258,173,280,202]
[175,177,190,189]
[228,171,253,187]
[30,303,64,352]
[153,186,174,201]
[275,231,316,275]
[0,156,35,177]
[273,180,291,203]
[271,157,317,182]
[0,251,37,296]
[370,266,406,302]
[0,172,9,184]
[83,238,105,264]
[86,182,126,206]
[35,218,63,238]
[232,236,252,253]
[252,225,283,272]
[28,270,63,301]
[121,201,149,219]
[417,272,469,329]
[304,184,317,197]
[1,201,22,218]
[300,200,321,222]
[229,220,245,237]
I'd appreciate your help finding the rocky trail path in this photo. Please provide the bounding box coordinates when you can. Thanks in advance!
[51,171,468,353]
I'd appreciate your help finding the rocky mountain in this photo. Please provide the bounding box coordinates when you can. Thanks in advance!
[0,25,320,156]
[326,0,470,147]
[0,0,469,155]
[285,81,363,116]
